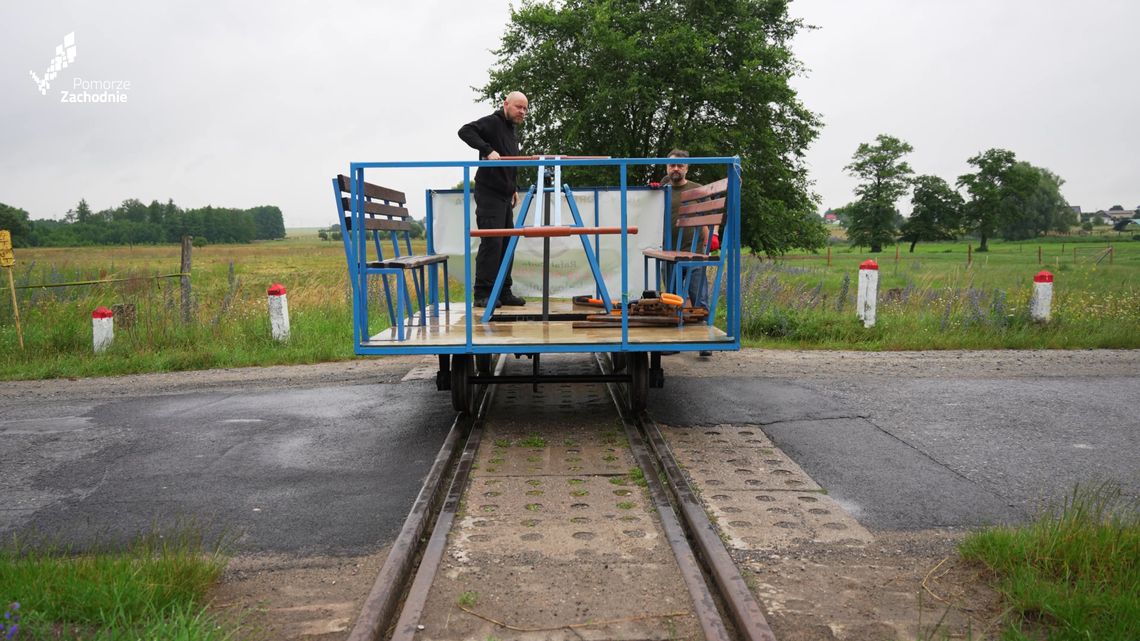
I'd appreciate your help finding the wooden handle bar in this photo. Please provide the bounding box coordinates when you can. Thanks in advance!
[496,155,612,160]
[470,225,638,238]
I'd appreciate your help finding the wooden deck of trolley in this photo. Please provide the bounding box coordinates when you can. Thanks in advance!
[363,298,731,347]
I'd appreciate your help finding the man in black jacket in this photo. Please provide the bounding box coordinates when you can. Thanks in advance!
[458,91,529,307]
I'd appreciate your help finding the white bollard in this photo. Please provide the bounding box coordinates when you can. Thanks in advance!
[92,306,114,353]
[856,259,879,328]
[268,283,290,341]
[1030,270,1053,322]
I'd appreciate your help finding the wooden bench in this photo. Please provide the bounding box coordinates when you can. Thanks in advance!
[331,174,449,340]
[642,177,729,319]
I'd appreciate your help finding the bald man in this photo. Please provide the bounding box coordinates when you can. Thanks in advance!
[458,91,529,307]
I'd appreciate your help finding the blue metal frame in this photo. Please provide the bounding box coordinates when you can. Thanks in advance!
[343,156,742,357]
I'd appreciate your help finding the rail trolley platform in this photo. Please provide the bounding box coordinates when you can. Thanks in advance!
[334,156,743,412]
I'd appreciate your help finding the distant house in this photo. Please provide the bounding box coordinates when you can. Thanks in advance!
[1080,206,1139,225]
[821,211,840,225]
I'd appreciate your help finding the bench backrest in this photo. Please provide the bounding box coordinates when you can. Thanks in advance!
[332,174,418,265]
[673,177,728,253]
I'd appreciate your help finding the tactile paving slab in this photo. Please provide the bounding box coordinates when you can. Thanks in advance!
[659,424,872,550]
[660,424,822,492]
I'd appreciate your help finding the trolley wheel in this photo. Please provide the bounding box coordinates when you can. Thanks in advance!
[450,355,474,414]
[611,352,627,373]
[475,353,493,375]
[628,352,649,412]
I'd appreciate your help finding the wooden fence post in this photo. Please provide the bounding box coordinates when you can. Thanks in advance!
[967,244,973,267]
[1038,245,1042,264]
[180,235,192,323]
[1,230,22,349]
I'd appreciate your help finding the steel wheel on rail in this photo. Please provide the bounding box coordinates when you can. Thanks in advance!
[475,353,493,375]
[450,355,474,414]
[628,352,648,412]
[611,352,627,373]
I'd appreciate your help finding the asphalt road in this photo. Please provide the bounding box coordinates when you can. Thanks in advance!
[2,352,1136,553]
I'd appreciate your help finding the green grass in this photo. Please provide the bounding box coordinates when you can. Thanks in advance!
[1,235,1138,381]
[959,483,1140,640]
[0,529,234,640]
[736,238,1140,349]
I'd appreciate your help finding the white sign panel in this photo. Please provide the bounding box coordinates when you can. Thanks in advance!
[431,189,666,299]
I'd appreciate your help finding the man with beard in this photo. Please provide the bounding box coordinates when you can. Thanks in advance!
[663,149,712,356]
[458,91,530,307]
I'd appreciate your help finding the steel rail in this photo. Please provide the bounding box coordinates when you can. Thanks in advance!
[598,352,777,641]
[639,408,777,641]
[387,357,502,641]
[346,357,501,641]
[596,353,733,641]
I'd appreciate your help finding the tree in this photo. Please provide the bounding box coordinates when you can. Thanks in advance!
[899,175,963,252]
[75,198,93,224]
[477,0,826,255]
[998,164,1073,240]
[844,134,913,252]
[0,202,32,246]
[957,148,1019,252]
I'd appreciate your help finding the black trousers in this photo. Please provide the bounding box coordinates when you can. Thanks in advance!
[473,189,514,296]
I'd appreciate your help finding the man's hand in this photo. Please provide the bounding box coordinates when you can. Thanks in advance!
[511,192,519,208]
[486,151,502,160]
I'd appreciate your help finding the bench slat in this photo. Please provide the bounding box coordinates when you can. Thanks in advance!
[675,213,724,228]
[371,254,449,269]
[642,248,716,262]
[678,178,729,203]
[678,197,726,217]
[336,174,407,205]
[340,197,411,218]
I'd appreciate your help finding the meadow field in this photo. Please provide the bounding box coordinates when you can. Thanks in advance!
[1,231,1137,380]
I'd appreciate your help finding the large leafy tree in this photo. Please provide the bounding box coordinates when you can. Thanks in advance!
[997,164,1074,240]
[844,134,913,252]
[957,148,1021,251]
[477,0,827,254]
[899,175,963,252]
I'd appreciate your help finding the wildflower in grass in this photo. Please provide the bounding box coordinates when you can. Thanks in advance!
[835,272,850,311]
[1,602,19,640]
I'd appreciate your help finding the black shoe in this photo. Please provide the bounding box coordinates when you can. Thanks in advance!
[699,350,712,357]
[473,296,501,308]
[500,291,526,306]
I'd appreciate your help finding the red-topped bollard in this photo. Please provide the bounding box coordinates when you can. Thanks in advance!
[856,259,879,328]
[92,306,114,353]
[268,283,290,341]
[1030,270,1053,322]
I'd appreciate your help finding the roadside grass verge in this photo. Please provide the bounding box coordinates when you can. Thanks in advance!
[0,528,234,640]
[959,483,1140,640]
[735,239,1140,349]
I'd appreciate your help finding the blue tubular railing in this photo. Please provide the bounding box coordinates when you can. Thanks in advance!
[346,156,742,356]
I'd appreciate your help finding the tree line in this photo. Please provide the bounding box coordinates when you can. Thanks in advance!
[840,135,1076,253]
[0,199,286,248]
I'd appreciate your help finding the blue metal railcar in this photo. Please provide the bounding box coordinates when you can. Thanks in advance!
[340,156,742,411]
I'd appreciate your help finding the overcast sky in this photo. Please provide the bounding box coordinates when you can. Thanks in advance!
[2,1,1137,229]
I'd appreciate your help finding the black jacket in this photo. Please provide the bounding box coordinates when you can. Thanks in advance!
[458,109,520,197]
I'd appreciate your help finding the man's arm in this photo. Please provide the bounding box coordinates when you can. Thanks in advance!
[458,115,495,158]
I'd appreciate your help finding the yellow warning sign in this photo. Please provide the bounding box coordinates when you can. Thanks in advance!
[0,230,14,268]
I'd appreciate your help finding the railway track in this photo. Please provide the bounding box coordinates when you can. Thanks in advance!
[346,353,776,641]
